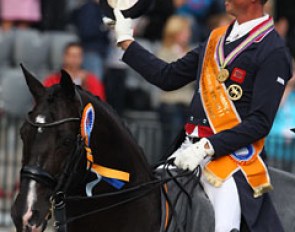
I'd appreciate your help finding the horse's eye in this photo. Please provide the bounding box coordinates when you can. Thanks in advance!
[62,138,74,147]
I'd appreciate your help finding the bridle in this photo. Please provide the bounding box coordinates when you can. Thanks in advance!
[19,88,201,232]
[21,88,83,193]
[20,88,86,231]
[21,115,82,189]
[21,113,85,232]
[25,116,81,128]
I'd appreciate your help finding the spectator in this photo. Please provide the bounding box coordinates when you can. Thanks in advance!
[39,0,67,30]
[207,13,234,31]
[140,0,178,41]
[176,0,225,42]
[71,0,110,79]
[43,42,106,100]
[156,15,194,149]
[177,0,224,19]
[0,0,41,31]
[104,31,128,115]
[268,69,295,162]
[275,17,289,40]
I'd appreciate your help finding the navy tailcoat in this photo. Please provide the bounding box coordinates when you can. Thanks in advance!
[122,25,292,231]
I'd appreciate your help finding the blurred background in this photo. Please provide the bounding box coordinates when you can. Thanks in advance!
[0,0,295,230]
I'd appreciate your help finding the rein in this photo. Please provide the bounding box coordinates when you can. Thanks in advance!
[56,163,201,231]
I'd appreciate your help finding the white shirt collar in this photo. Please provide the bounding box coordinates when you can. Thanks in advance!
[226,14,269,43]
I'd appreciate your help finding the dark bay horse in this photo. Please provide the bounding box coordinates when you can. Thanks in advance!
[11,66,165,232]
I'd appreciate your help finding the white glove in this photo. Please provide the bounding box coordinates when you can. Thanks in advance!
[173,138,214,171]
[113,9,134,44]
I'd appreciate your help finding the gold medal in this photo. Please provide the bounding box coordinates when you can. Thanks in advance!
[227,84,243,101]
[217,68,230,82]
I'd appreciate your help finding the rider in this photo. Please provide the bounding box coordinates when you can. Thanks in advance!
[110,0,292,231]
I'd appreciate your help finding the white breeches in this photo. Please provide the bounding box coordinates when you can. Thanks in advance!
[201,173,241,232]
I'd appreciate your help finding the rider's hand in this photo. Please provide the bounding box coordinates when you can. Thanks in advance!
[173,138,214,171]
[113,9,134,45]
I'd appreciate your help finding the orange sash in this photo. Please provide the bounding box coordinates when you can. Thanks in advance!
[200,26,272,198]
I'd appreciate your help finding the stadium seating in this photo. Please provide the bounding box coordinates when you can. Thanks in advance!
[0,29,79,113]
[1,68,32,117]
[12,29,50,73]
[0,29,13,68]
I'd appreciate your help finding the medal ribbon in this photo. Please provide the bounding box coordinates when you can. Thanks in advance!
[216,16,274,69]
[81,103,130,196]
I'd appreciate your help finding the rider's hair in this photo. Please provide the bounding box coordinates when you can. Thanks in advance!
[260,0,268,4]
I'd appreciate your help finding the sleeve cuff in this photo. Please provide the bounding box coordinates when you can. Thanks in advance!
[122,41,139,62]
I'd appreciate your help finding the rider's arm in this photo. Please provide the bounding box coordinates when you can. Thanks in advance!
[121,41,200,91]
[113,10,199,91]
[207,48,292,158]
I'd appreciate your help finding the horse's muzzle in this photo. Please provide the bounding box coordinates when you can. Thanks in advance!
[21,216,49,232]
[22,223,46,232]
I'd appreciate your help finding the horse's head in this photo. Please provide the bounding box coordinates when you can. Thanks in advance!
[11,65,85,232]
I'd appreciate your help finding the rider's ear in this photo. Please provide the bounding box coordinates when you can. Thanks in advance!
[60,70,75,99]
[20,63,46,101]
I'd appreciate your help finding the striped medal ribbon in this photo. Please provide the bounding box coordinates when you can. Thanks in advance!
[215,17,274,83]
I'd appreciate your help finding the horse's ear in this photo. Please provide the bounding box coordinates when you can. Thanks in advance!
[60,69,75,98]
[20,63,46,100]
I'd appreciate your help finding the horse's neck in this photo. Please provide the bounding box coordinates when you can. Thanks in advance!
[67,93,162,232]
[87,98,154,184]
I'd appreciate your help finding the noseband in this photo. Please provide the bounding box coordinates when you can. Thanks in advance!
[21,165,58,189]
